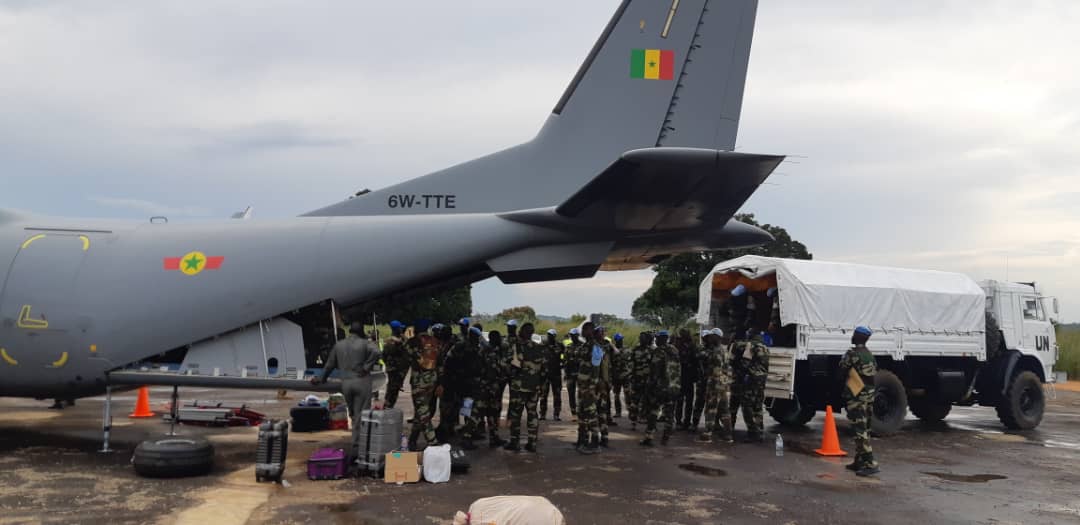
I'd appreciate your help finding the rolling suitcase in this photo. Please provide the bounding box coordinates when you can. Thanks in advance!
[356,408,404,476]
[307,448,347,480]
[255,419,289,483]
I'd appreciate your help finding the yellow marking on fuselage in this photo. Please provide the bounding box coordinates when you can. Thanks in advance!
[90,344,98,353]
[16,305,49,329]
[21,234,47,249]
[78,235,90,251]
[51,352,69,368]
[0,348,17,366]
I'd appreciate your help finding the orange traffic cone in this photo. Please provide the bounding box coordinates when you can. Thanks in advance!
[129,386,156,418]
[814,405,847,456]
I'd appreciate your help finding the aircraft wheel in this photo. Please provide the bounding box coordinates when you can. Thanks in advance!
[132,437,214,478]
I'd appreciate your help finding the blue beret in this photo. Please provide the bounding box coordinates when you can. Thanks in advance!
[732,284,747,297]
[614,333,624,341]
[855,326,872,336]
[469,326,482,336]
[415,319,431,331]
[389,320,404,329]
[569,328,580,335]
[657,330,670,337]
[506,319,518,327]
[459,317,470,326]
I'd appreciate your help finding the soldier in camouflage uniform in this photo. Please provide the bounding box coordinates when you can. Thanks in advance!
[406,321,441,450]
[730,329,769,442]
[697,328,734,443]
[575,323,605,454]
[564,328,581,419]
[628,331,654,431]
[496,320,519,421]
[456,327,485,449]
[594,326,614,446]
[674,329,700,431]
[480,330,509,448]
[609,333,629,421]
[504,323,548,452]
[539,329,565,421]
[840,326,879,476]
[433,324,464,442]
[381,320,409,409]
[641,330,680,446]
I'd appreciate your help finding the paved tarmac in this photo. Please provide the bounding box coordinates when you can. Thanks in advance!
[0,385,1078,525]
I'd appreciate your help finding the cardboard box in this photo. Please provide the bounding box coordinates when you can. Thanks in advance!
[384,451,421,483]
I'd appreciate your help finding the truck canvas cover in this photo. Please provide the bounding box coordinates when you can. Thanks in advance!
[696,255,986,333]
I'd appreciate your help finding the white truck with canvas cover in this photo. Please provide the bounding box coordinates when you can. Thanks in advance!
[696,256,1059,433]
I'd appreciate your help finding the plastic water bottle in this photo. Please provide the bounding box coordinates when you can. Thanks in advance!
[775,434,784,457]
[400,433,409,452]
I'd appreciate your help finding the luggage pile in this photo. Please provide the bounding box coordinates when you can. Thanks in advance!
[291,395,330,432]
[356,408,404,476]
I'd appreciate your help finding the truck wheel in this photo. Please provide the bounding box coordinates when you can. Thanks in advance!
[132,437,214,478]
[768,396,816,427]
[996,370,1044,430]
[909,396,952,422]
[870,370,907,435]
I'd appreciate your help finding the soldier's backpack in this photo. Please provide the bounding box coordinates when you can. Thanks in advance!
[662,350,682,399]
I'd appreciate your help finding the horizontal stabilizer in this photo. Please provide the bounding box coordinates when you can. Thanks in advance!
[557,148,781,231]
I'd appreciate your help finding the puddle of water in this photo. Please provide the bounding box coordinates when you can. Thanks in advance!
[781,440,823,457]
[922,471,1007,483]
[678,463,727,477]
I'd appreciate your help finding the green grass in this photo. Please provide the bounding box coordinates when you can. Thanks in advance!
[1056,326,1080,380]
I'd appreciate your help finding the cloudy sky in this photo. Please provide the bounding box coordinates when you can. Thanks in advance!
[3,1,1079,321]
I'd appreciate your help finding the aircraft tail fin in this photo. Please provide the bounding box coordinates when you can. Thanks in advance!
[305,0,762,217]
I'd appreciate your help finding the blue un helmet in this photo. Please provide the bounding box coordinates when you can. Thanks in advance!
[458,317,470,326]
[852,326,872,345]
[614,333,624,342]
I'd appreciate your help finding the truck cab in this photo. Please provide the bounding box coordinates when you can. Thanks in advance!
[981,280,1058,384]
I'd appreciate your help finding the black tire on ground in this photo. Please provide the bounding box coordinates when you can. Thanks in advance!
[870,370,907,435]
[768,396,816,427]
[909,396,952,422]
[996,370,1045,430]
[132,437,214,478]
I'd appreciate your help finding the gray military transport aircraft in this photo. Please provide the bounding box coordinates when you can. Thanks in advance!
[0,0,781,404]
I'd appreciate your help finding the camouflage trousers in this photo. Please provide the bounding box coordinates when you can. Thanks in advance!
[627,381,646,424]
[702,378,733,439]
[383,369,407,409]
[540,372,562,418]
[846,389,877,469]
[644,394,676,441]
[691,379,707,428]
[438,388,461,439]
[507,389,541,443]
[730,377,765,437]
[610,379,626,418]
[596,384,609,437]
[564,376,577,415]
[577,376,599,437]
[409,386,437,443]
[465,386,502,442]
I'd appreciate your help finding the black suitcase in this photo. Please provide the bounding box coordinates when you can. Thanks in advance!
[291,405,330,432]
[450,448,471,474]
[256,420,289,483]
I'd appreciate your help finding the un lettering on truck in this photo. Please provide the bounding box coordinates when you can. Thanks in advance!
[697,256,1056,433]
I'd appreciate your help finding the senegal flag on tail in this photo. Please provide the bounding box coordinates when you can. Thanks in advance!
[631,49,675,80]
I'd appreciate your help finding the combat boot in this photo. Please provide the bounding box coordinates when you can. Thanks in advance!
[855,466,880,477]
[717,432,735,444]
[524,440,537,453]
[697,432,713,444]
[489,436,507,449]
[460,439,477,451]
[845,462,860,471]
[587,434,600,453]
[553,414,562,421]
[743,434,764,444]
[639,437,655,447]
[599,436,613,449]
[503,440,521,452]
[660,430,671,445]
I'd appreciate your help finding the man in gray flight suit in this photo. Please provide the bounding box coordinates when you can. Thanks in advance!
[313,321,382,459]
